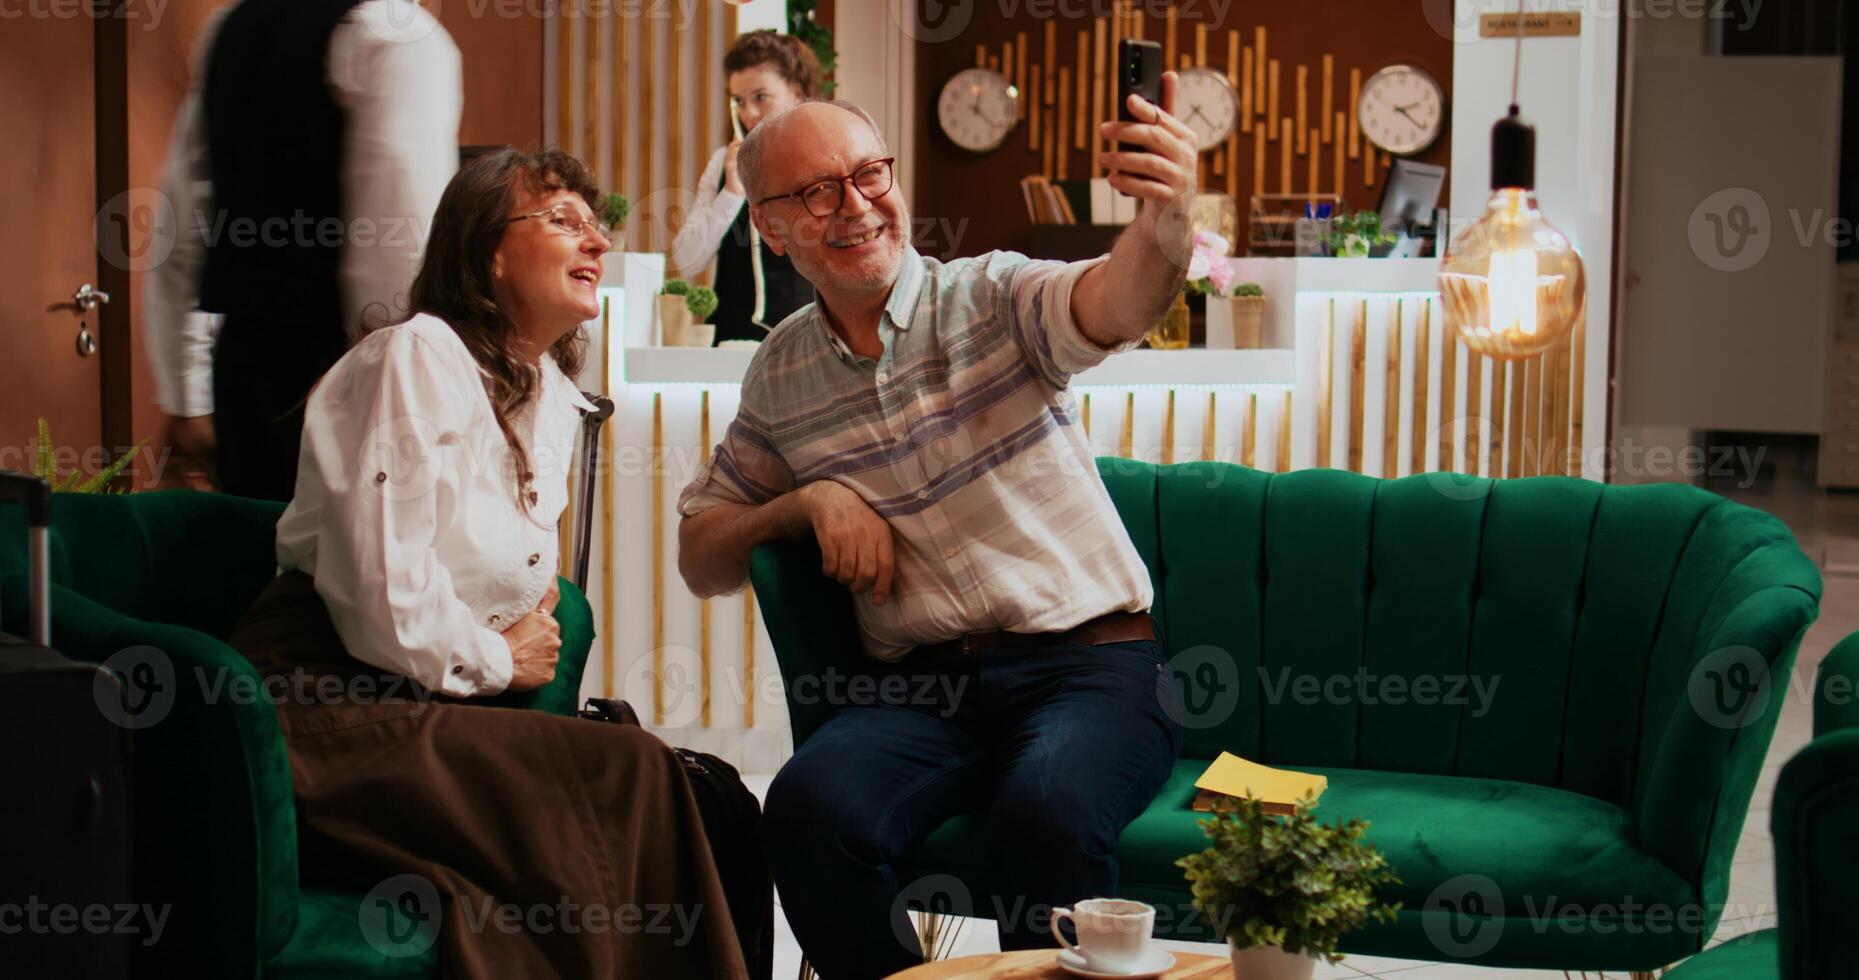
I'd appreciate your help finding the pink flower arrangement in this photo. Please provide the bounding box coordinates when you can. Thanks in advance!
[1186,230,1240,296]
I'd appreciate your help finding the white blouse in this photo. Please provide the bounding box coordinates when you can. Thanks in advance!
[667,145,745,279]
[275,314,595,698]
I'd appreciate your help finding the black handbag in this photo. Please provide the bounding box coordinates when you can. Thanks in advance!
[579,697,774,980]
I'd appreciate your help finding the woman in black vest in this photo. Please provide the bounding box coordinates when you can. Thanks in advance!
[669,30,819,343]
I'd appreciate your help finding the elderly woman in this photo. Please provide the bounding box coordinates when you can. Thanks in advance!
[667,29,820,343]
[229,148,748,978]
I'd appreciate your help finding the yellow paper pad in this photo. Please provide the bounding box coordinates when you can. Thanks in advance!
[1193,752,1327,809]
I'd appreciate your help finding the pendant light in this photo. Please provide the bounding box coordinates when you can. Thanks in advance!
[1438,4,1585,359]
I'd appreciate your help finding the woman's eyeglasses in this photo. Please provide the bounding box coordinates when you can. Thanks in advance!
[754,158,896,219]
[509,204,615,250]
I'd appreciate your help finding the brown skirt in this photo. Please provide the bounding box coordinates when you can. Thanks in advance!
[230,571,748,980]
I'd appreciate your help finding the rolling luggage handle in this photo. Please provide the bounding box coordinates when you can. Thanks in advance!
[570,392,616,592]
[0,471,53,645]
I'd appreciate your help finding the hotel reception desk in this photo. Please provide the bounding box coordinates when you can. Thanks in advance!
[570,253,1595,773]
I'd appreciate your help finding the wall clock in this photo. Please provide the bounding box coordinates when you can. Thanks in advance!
[1176,67,1239,152]
[1356,64,1445,155]
[937,67,1020,153]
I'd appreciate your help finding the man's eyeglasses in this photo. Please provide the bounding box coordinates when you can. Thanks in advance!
[508,204,614,250]
[754,158,896,219]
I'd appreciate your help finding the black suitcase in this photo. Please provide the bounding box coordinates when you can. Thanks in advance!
[0,472,134,977]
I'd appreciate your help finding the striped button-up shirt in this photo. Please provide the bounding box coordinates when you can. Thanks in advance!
[678,247,1154,661]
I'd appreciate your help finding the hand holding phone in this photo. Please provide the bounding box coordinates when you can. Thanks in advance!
[1115,39,1163,156]
[1099,40,1197,210]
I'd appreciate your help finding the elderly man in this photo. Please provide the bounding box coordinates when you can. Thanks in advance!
[677,79,1198,977]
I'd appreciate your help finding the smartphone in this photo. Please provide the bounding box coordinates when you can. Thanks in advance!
[1116,38,1163,156]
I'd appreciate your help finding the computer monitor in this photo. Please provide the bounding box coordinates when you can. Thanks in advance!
[1378,159,1447,237]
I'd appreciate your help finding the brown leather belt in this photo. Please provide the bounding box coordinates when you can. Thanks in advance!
[907,611,1156,659]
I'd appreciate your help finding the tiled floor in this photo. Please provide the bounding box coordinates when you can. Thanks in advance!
[745,457,1858,979]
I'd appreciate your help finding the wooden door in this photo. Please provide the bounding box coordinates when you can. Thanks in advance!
[0,16,102,473]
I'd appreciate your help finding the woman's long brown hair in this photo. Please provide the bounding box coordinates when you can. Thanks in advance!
[405,148,595,514]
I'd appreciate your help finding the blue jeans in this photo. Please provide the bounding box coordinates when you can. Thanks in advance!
[761,637,1184,979]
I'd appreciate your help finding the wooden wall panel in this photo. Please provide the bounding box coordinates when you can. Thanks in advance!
[913,0,1454,258]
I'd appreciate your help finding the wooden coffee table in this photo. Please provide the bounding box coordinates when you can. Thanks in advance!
[886,949,1229,978]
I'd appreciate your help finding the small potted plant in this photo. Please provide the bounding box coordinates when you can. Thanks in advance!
[1177,795,1400,980]
[658,278,692,345]
[684,285,719,347]
[1228,282,1264,349]
[1323,210,1396,258]
[602,192,629,233]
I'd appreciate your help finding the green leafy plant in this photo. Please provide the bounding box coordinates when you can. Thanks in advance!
[1324,210,1397,258]
[1176,794,1400,964]
[685,285,719,322]
[659,278,689,297]
[30,419,146,494]
[1232,283,1264,298]
[602,192,629,230]
[788,0,837,95]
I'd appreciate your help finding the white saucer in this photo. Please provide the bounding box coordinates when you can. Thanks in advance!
[1055,946,1176,979]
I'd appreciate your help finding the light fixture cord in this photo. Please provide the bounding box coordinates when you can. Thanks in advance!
[1510,0,1526,110]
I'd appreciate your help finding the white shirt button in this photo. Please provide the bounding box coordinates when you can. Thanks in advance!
[916,488,930,500]
[876,372,888,385]
[943,546,958,559]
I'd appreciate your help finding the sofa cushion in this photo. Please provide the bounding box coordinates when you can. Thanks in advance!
[904,759,1695,941]
[267,889,437,980]
[1664,928,1778,980]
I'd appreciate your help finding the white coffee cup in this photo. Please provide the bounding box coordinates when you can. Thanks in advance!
[1050,897,1155,973]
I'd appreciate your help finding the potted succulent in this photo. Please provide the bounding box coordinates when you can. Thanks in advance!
[658,280,722,346]
[683,285,719,347]
[1323,210,1396,258]
[1177,795,1400,980]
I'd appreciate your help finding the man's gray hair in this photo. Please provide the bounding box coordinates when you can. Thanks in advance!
[737,99,889,203]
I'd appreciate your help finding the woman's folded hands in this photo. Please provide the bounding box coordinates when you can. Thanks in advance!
[501,580,562,692]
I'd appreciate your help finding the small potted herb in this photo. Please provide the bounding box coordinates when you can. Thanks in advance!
[1177,795,1400,980]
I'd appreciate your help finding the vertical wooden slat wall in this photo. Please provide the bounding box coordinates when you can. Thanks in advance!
[557,1,736,261]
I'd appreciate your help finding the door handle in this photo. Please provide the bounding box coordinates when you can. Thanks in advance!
[73,283,112,312]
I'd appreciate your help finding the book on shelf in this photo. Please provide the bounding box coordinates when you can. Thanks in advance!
[1190,751,1327,815]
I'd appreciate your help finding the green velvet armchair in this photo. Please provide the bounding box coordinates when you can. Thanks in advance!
[1666,630,1859,980]
[0,490,594,978]
[750,461,1822,975]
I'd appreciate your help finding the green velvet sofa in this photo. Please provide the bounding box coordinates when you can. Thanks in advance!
[0,489,595,978]
[751,461,1822,973]
[1666,630,1859,980]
